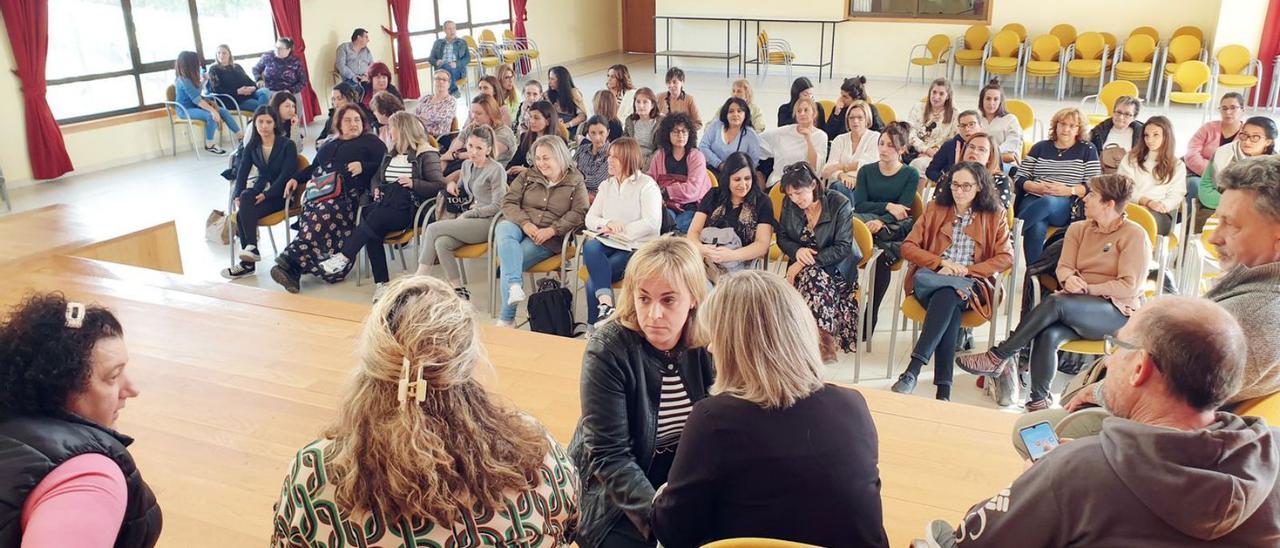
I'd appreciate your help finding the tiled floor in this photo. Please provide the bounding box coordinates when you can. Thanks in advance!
[5,52,1243,412]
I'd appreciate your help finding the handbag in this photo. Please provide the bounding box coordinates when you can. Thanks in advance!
[442,185,473,214]
[205,209,230,244]
[699,226,747,273]
[1099,144,1127,174]
[912,269,974,303]
[303,169,344,204]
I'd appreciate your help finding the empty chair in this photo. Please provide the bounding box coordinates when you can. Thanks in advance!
[1000,22,1028,42]
[1214,45,1264,107]
[1005,99,1043,156]
[981,29,1023,92]
[1160,35,1204,102]
[907,34,952,84]
[1049,23,1077,48]
[952,24,991,85]
[1022,34,1064,99]
[1113,34,1158,100]
[758,30,797,81]
[1082,80,1140,126]
[1172,25,1204,43]
[1100,32,1119,69]
[502,28,542,75]
[1164,60,1213,119]
[874,102,897,124]
[1065,32,1110,98]
[1129,26,1160,45]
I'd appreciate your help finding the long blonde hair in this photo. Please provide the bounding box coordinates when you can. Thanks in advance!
[388,111,433,154]
[696,270,824,409]
[614,237,708,347]
[324,276,549,525]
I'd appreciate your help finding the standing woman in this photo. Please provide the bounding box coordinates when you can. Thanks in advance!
[1184,92,1246,210]
[582,137,663,325]
[776,77,826,128]
[891,162,1012,401]
[507,100,562,179]
[687,152,776,272]
[625,87,664,165]
[1015,107,1101,264]
[759,96,829,188]
[359,62,401,108]
[1117,115,1186,235]
[173,51,242,155]
[0,294,161,547]
[547,66,588,137]
[652,271,888,548]
[316,111,444,300]
[269,90,303,147]
[648,112,712,232]
[208,44,271,110]
[591,89,625,141]
[698,97,763,171]
[854,122,919,338]
[906,78,957,179]
[606,63,638,120]
[222,106,299,280]
[825,76,884,138]
[496,64,521,125]
[414,127,508,300]
[977,78,1022,166]
[1196,116,1277,229]
[657,67,703,130]
[821,100,881,194]
[270,104,387,293]
[568,236,716,548]
[443,94,518,175]
[414,69,459,138]
[731,79,766,133]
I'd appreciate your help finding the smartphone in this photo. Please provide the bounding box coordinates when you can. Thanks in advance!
[1018,421,1060,462]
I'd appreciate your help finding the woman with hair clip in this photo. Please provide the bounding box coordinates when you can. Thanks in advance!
[508,100,563,179]
[1117,115,1186,236]
[657,67,702,130]
[648,112,711,232]
[0,293,162,547]
[652,270,888,548]
[442,94,517,175]
[775,161,860,356]
[625,87,664,165]
[271,276,579,547]
[172,50,241,155]
[906,78,957,178]
[777,77,826,129]
[606,64,638,120]
[855,122,920,339]
[822,99,881,198]
[977,78,1022,166]
[222,105,298,279]
[687,152,776,272]
[825,76,884,138]
[698,97,763,171]
[569,236,716,548]
[891,162,1012,401]
[547,66,588,137]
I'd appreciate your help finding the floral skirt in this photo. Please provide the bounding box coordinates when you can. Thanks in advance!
[795,265,860,353]
[280,193,358,283]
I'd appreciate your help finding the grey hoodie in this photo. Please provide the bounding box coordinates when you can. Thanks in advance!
[1205,262,1280,403]
[952,413,1280,547]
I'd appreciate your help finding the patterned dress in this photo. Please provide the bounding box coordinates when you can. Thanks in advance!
[272,432,580,547]
[793,228,861,353]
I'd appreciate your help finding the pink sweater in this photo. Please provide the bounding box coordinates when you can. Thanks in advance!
[648,148,711,210]
[21,453,127,547]
[1184,121,1229,176]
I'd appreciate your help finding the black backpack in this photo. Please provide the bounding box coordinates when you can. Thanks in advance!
[526,278,579,337]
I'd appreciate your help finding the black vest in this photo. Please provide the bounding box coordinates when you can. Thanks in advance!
[0,414,162,547]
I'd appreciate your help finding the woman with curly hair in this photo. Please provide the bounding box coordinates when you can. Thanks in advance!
[0,293,161,547]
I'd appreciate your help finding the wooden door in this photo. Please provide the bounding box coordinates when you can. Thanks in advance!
[622,0,656,53]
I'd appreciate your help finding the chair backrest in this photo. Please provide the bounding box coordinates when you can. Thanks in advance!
[1030,35,1062,62]
[769,183,785,219]
[1124,203,1159,247]
[1005,99,1035,131]
[1000,22,1027,42]
[708,169,719,187]
[1172,25,1203,43]
[1129,26,1160,44]
[851,217,874,268]
[165,84,176,102]
[1217,45,1254,75]
[817,99,836,125]
[1100,80,1139,115]
[874,102,897,123]
[1167,35,1203,64]
[296,153,310,172]
[1050,23,1077,47]
[757,31,769,50]
[1074,32,1106,61]
[963,24,990,50]
[1174,60,1212,92]
[462,34,479,50]
[702,538,820,548]
[503,29,516,41]
[1122,34,1156,63]
[990,30,1021,58]
[926,33,951,60]
[479,29,498,44]
[1100,32,1119,53]
[910,193,925,220]
[1235,391,1280,423]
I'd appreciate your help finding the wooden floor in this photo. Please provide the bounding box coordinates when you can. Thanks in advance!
[0,205,1021,547]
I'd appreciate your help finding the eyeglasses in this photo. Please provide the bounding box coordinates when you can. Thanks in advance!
[1113,110,1136,118]
[1220,105,1243,112]
[1103,335,1141,355]
[958,121,979,129]
[951,182,977,191]
[433,76,450,82]
[1238,133,1269,144]
[670,127,690,135]
[966,145,990,154]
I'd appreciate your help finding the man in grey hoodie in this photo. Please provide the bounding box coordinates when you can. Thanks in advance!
[919,297,1280,547]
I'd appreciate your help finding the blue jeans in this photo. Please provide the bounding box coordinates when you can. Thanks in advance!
[179,106,241,141]
[1186,175,1202,213]
[495,220,556,322]
[830,180,857,206]
[583,238,632,323]
[441,62,467,94]
[231,88,274,111]
[1016,194,1073,264]
[669,208,696,233]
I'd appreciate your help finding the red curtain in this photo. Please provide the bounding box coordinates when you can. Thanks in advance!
[268,0,322,122]
[0,0,74,179]
[1256,0,1280,107]
[382,0,420,99]
[512,0,529,73]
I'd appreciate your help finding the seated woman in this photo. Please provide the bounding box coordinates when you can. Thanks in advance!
[606,64,637,120]
[568,236,715,548]
[316,111,444,300]
[547,66,588,138]
[590,89,624,141]
[495,135,589,326]
[958,174,1150,411]
[698,97,763,172]
[822,99,880,197]
[496,65,520,125]
[270,104,387,293]
[730,78,766,132]
[317,82,374,144]
[1088,95,1143,158]
[954,132,1012,206]
[648,112,711,232]
[574,116,614,194]
[976,78,1022,167]
[777,77,826,128]
[624,87,663,165]
[1117,115,1186,236]
[221,106,299,279]
[652,270,888,548]
[477,75,514,128]
[507,100,561,180]
[656,67,702,130]
[583,137,663,325]
[1015,107,1100,264]
[207,44,271,110]
[358,61,400,109]
[906,78,958,181]
[443,94,517,176]
[271,277,579,547]
[269,90,302,146]
[890,162,1012,401]
[760,96,829,188]
[369,91,405,148]
[173,51,241,155]
[414,69,458,138]
[687,152,775,273]
[775,162,859,354]
[1184,92,1246,212]
[1196,116,1277,230]
[515,79,544,134]
[825,76,885,139]
[854,122,919,338]
[413,127,507,299]
[252,37,306,95]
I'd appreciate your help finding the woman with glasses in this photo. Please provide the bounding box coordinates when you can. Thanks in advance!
[496,65,520,124]
[1195,116,1278,230]
[1089,96,1143,159]
[414,69,458,138]
[1185,93,1247,213]
[648,113,711,233]
[956,132,1012,206]
[252,38,306,95]
[1014,107,1101,264]
[958,174,1149,411]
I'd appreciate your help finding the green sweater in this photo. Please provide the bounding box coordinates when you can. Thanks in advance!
[1198,160,1221,209]
[853,162,918,223]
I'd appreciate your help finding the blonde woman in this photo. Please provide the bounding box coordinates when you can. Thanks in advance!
[759,96,829,187]
[821,99,880,190]
[568,236,715,548]
[207,43,271,109]
[496,64,520,125]
[271,276,579,547]
[731,78,766,132]
[652,270,888,548]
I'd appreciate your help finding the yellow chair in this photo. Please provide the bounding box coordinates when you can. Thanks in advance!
[708,169,719,188]
[502,28,542,75]
[881,193,926,352]
[1164,60,1214,118]
[355,196,439,287]
[1005,99,1042,157]
[1124,202,1169,296]
[702,538,820,548]
[981,30,1023,92]
[1159,35,1204,103]
[226,154,310,266]
[1129,26,1160,44]
[1081,80,1139,126]
[1172,25,1204,43]
[874,102,897,124]
[951,24,991,85]
[907,34,952,84]
[1112,34,1158,100]
[1100,32,1119,71]
[1214,45,1263,107]
[463,34,502,77]
[478,29,510,72]
[1049,23,1077,48]
[1235,392,1280,422]
[1065,32,1110,98]
[1000,23,1027,42]
[161,84,211,159]
[487,215,578,318]
[848,216,880,379]
[1022,34,1064,99]
[758,30,797,81]
[817,99,836,126]
[766,184,786,270]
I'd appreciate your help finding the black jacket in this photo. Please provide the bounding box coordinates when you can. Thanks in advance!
[567,321,715,548]
[776,189,856,275]
[1089,118,1144,154]
[373,146,446,208]
[317,103,376,142]
[777,101,827,130]
[297,133,387,195]
[207,63,256,99]
[824,103,886,140]
[234,137,299,199]
[0,414,162,547]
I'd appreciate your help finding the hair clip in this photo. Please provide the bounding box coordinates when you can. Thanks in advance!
[65,302,85,329]
[396,356,427,405]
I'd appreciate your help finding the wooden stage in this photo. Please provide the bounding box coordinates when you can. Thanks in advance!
[0,205,1022,547]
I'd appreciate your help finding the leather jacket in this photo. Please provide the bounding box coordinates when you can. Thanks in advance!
[776,189,856,276]
[567,321,715,548]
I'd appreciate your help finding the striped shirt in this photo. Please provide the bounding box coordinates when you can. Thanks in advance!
[383,154,413,185]
[655,366,693,451]
[1016,141,1101,189]
[941,209,977,266]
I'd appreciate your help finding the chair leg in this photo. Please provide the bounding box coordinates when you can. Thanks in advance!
[267,227,278,254]
[398,244,409,272]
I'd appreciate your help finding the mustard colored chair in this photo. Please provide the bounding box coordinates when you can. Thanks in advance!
[1064,32,1110,98]
[226,154,310,267]
[478,29,511,73]
[161,84,210,159]
[874,102,897,124]
[880,193,926,356]
[702,539,821,548]
[502,28,542,76]
[758,30,797,81]
[354,197,438,287]
[907,34,952,84]
[463,34,502,78]
[1005,99,1042,157]
[1081,80,1139,126]
[981,30,1024,93]
[1163,60,1214,120]
[1049,23,1077,48]
[845,217,879,380]
[1235,392,1280,423]
[1100,32,1119,70]
[1129,26,1160,45]
[1213,45,1264,108]
[1021,34,1065,99]
[1172,25,1204,43]
[951,24,991,86]
[1000,23,1027,42]
[1112,34,1158,100]
[766,184,786,272]
[1158,35,1205,104]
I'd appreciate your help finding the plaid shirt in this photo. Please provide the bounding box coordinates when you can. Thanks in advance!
[940,209,977,266]
[442,38,458,64]
[574,143,611,192]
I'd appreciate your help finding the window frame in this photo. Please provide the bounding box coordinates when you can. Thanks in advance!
[846,0,992,23]
[392,0,515,65]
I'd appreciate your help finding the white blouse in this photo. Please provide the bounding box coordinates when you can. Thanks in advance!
[907,102,957,152]
[1116,155,1187,212]
[585,172,663,249]
[760,125,829,186]
[981,113,1023,158]
[823,129,881,181]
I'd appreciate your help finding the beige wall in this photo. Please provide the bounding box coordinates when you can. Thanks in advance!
[0,0,619,185]
[1213,0,1269,55]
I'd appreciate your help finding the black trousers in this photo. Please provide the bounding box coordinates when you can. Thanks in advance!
[906,288,966,386]
[862,255,894,340]
[1150,209,1174,236]
[235,189,286,247]
[994,293,1128,402]
[340,199,414,283]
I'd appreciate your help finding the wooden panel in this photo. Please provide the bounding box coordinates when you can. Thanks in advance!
[72,221,183,274]
[0,204,179,268]
[623,0,657,53]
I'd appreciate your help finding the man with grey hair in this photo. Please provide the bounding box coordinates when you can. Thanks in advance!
[426,21,470,97]
[917,297,1280,547]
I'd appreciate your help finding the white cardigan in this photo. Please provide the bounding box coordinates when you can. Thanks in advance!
[617,88,637,122]
[760,125,829,186]
[585,172,663,249]
[822,129,881,181]
[981,113,1023,158]
[1116,154,1187,212]
[907,102,957,152]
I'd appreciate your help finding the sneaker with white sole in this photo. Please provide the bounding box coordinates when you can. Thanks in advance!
[220,262,255,279]
[454,286,471,300]
[507,283,526,305]
[919,519,959,548]
[371,283,388,303]
[319,254,350,276]
[594,302,616,326]
[495,318,514,328]
[238,244,261,263]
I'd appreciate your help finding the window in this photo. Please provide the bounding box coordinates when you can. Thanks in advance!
[46,0,275,124]
[849,0,989,21]
[393,0,513,64]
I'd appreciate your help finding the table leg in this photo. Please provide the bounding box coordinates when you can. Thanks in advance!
[829,22,836,79]
[726,19,730,78]
[819,22,826,82]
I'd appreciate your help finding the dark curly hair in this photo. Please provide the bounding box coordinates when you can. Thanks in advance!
[0,292,123,417]
[936,161,1002,213]
[656,112,697,156]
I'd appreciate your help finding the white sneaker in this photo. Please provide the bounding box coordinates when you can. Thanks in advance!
[507,283,527,305]
[238,244,261,263]
[495,318,514,328]
[319,254,350,276]
[371,283,388,303]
